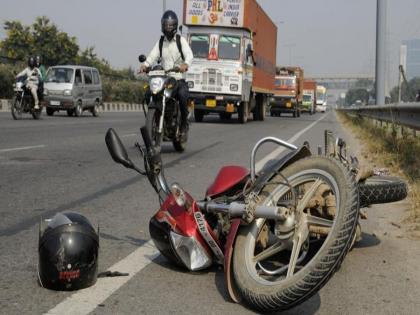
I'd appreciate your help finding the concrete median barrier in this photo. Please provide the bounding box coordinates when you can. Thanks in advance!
[0,99,143,112]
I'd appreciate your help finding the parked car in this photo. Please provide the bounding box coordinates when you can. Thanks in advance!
[43,65,102,117]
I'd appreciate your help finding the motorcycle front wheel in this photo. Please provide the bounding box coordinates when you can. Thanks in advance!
[32,107,42,120]
[232,156,359,312]
[145,108,162,151]
[11,97,23,120]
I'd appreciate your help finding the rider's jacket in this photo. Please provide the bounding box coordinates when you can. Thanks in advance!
[144,35,193,80]
[17,67,40,86]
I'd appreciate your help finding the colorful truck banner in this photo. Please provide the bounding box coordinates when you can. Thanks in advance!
[184,0,245,28]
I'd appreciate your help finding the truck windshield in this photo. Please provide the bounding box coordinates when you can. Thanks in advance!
[317,93,326,102]
[303,95,312,102]
[46,68,74,83]
[275,78,296,87]
[190,35,210,58]
[218,35,240,60]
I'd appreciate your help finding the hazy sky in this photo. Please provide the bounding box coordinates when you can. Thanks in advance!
[1,0,420,88]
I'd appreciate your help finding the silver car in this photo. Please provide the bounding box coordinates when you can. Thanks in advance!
[43,65,102,117]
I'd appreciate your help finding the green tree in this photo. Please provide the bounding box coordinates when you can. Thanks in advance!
[345,88,370,105]
[390,77,420,103]
[0,21,32,61]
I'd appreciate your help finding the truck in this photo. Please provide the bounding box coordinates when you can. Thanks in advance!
[316,85,327,113]
[183,0,277,123]
[269,66,304,118]
[301,79,316,114]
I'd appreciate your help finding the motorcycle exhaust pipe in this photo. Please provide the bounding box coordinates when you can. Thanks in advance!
[196,201,289,221]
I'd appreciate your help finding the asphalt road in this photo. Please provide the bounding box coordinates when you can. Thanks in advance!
[0,110,417,315]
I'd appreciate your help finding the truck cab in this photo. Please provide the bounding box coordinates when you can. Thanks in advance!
[186,27,255,122]
[269,67,303,118]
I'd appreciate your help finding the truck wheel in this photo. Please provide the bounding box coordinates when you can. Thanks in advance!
[238,102,248,124]
[254,95,265,121]
[194,109,204,122]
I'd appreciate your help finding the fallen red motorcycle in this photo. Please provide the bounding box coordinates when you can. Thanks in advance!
[105,127,407,312]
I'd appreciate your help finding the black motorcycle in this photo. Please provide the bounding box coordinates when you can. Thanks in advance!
[11,75,42,120]
[139,55,188,152]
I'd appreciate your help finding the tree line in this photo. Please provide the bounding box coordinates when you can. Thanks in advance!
[0,16,144,103]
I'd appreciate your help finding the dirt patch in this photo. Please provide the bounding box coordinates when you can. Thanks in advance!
[336,111,420,238]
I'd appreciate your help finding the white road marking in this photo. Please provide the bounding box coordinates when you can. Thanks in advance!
[256,114,328,170]
[46,113,328,315]
[45,240,159,315]
[0,145,46,153]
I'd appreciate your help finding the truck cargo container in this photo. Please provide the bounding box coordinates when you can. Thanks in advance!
[269,66,304,118]
[183,0,277,123]
[301,79,316,114]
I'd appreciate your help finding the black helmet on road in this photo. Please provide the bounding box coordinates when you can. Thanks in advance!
[28,56,36,68]
[161,10,178,40]
[38,212,99,291]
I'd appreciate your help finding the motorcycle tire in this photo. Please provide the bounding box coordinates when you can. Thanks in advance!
[32,108,42,120]
[232,156,359,312]
[11,98,22,120]
[358,176,407,208]
[145,108,162,151]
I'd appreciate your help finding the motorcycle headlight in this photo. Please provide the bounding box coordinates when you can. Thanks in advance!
[63,89,72,96]
[150,77,165,94]
[169,231,212,271]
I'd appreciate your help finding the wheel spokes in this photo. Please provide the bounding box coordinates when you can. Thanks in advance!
[253,241,287,263]
[286,224,309,278]
[307,215,334,228]
[296,178,323,213]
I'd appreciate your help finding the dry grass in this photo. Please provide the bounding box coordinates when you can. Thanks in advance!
[337,112,420,236]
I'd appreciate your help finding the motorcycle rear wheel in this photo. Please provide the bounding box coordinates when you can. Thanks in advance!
[232,156,359,312]
[32,108,42,120]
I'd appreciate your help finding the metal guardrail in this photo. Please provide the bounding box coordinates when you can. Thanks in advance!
[0,99,143,113]
[337,103,420,131]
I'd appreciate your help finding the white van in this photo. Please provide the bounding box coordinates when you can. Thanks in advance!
[43,65,102,117]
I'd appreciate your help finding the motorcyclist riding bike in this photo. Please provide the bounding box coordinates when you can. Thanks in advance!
[16,56,41,110]
[139,10,193,136]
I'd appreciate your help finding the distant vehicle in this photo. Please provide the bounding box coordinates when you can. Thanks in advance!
[270,66,304,118]
[355,100,363,106]
[43,66,102,117]
[316,85,327,113]
[301,79,316,114]
[184,0,277,124]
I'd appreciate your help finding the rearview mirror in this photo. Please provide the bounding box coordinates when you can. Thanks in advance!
[138,55,147,63]
[105,128,135,169]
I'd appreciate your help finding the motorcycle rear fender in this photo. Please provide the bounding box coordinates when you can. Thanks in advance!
[223,145,312,303]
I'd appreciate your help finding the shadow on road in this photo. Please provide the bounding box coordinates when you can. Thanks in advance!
[353,232,381,249]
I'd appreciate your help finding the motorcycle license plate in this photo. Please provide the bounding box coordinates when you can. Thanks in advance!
[286,101,292,108]
[50,100,60,106]
[206,99,216,108]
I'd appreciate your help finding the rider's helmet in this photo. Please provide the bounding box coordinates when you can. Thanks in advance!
[38,212,99,291]
[28,56,36,69]
[35,55,42,67]
[161,10,178,41]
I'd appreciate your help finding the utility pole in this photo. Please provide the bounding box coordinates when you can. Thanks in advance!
[375,0,387,105]
[163,0,167,13]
